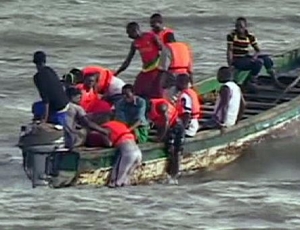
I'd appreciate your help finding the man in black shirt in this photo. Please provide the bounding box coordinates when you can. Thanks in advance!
[32,51,69,126]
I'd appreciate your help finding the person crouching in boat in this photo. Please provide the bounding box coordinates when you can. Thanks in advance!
[115,84,150,144]
[148,98,178,142]
[88,117,142,188]
[75,72,112,114]
[64,87,110,149]
[227,17,275,89]
[149,13,176,44]
[114,22,163,99]
[82,66,125,105]
[202,66,246,130]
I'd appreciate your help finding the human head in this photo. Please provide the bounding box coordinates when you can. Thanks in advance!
[66,86,82,104]
[217,66,232,83]
[235,17,247,34]
[176,74,190,91]
[83,73,98,89]
[33,51,46,69]
[150,13,163,32]
[70,68,84,83]
[126,22,141,39]
[122,84,135,103]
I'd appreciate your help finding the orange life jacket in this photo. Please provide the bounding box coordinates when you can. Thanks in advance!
[76,83,99,111]
[133,32,160,72]
[101,121,135,146]
[155,27,174,44]
[85,99,112,114]
[176,88,201,119]
[166,42,193,75]
[82,66,113,94]
[149,98,178,127]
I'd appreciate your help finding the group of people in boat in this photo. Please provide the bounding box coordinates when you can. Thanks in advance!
[30,14,275,187]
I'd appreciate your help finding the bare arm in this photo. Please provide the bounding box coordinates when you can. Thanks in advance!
[44,103,49,122]
[157,103,169,141]
[226,33,234,66]
[227,43,233,66]
[250,34,260,58]
[115,42,136,76]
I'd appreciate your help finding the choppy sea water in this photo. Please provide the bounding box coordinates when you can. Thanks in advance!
[1,0,300,229]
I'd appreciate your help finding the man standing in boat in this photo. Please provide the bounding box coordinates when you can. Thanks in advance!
[202,66,245,130]
[114,22,163,99]
[162,74,201,184]
[227,17,275,87]
[149,13,176,44]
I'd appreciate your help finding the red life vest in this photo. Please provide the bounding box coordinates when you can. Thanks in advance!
[101,121,135,146]
[154,27,174,44]
[176,88,201,119]
[149,98,178,127]
[166,42,193,75]
[82,66,113,94]
[76,83,99,112]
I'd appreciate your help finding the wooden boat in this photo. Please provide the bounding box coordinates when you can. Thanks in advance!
[18,47,300,188]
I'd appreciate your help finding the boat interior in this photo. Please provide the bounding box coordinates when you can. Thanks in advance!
[145,69,300,140]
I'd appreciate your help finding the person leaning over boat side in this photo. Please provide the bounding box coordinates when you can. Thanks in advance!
[115,84,150,144]
[90,117,142,188]
[114,22,163,99]
[202,66,246,130]
[82,66,125,105]
[227,17,275,87]
[64,87,110,149]
[148,98,178,142]
[32,51,69,126]
[149,13,176,44]
[175,74,201,137]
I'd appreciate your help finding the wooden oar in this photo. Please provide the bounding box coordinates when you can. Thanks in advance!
[274,75,300,104]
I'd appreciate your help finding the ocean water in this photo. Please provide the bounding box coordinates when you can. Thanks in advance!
[1,0,300,229]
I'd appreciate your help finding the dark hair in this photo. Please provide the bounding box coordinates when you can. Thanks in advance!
[126,22,139,30]
[122,84,134,92]
[177,74,190,85]
[217,66,232,82]
[236,17,247,25]
[66,86,81,99]
[150,13,163,21]
[33,51,46,64]
[70,68,83,81]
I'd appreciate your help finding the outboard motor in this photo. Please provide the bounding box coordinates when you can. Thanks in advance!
[18,122,79,188]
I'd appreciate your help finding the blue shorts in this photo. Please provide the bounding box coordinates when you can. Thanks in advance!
[32,101,67,126]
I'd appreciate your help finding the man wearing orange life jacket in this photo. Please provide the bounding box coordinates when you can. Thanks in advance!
[155,41,193,105]
[148,98,178,141]
[160,74,201,185]
[175,74,201,137]
[75,73,112,114]
[86,118,142,188]
[115,22,163,99]
[150,13,176,44]
[82,66,125,104]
